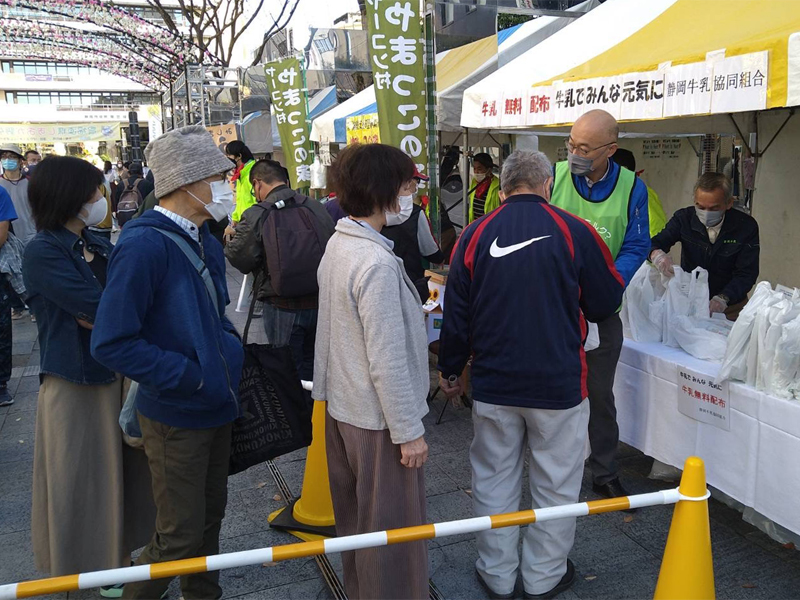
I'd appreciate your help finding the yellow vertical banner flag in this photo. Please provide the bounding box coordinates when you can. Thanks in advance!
[365,0,429,177]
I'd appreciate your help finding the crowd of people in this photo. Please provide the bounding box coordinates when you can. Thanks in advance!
[0,107,760,599]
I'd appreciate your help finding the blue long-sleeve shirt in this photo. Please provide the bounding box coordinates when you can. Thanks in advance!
[437,194,625,409]
[553,160,650,287]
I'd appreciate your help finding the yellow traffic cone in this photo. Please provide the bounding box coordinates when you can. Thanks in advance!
[654,456,715,600]
[269,400,336,541]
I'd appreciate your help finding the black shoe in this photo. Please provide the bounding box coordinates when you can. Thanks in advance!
[523,559,575,599]
[476,568,518,599]
[592,478,637,513]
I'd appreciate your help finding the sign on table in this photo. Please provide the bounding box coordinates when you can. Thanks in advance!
[677,366,730,431]
[265,57,313,190]
[366,0,429,180]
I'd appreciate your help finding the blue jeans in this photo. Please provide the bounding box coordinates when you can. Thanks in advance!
[262,302,318,382]
[0,279,12,385]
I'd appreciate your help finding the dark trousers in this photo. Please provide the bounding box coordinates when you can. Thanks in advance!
[9,286,25,312]
[262,303,317,382]
[0,280,11,385]
[585,313,624,485]
[122,414,232,600]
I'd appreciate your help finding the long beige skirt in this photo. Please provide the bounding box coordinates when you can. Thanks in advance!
[32,375,156,576]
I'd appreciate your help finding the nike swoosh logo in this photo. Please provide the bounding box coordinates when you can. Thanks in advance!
[489,235,551,258]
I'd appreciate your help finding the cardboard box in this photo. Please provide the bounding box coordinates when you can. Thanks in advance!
[425,307,444,345]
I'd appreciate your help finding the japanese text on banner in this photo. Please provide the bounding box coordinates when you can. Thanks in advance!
[677,366,730,431]
[265,57,313,189]
[366,0,429,179]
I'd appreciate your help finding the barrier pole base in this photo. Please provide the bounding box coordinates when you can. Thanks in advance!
[268,500,337,540]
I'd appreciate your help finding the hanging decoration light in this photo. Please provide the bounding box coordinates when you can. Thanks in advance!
[0,0,221,90]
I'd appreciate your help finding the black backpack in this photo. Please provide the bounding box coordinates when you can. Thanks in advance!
[259,195,329,297]
[117,178,143,227]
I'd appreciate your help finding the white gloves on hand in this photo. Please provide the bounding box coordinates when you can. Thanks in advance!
[650,249,675,277]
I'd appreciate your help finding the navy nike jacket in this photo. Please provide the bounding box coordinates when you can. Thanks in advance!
[437,194,625,410]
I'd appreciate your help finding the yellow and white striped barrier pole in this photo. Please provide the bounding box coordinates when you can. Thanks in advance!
[0,485,708,600]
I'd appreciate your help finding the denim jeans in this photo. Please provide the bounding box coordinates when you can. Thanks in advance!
[262,302,318,382]
[0,279,12,385]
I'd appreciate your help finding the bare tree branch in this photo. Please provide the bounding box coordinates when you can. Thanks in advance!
[250,0,301,67]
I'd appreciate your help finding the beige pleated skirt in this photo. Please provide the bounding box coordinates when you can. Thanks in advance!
[32,375,156,576]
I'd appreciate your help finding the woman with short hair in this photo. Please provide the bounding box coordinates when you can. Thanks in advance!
[313,143,430,599]
[23,156,154,595]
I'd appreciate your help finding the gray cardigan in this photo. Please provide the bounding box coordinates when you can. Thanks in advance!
[312,218,429,444]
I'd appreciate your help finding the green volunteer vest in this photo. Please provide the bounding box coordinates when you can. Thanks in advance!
[550,161,636,259]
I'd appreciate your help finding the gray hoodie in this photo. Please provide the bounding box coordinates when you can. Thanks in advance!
[312,218,429,444]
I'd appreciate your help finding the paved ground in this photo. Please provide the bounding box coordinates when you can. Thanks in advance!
[1,264,800,599]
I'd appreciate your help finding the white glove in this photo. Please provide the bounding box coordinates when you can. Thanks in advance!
[710,295,728,315]
[650,249,675,277]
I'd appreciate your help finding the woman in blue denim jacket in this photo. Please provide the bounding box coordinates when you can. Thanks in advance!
[22,157,154,594]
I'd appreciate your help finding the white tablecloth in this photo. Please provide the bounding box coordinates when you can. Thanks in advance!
[614,339,800,536]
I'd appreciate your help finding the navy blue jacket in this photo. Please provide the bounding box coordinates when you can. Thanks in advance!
[23,228,116,385]
[438,195,625,409]
[651,206,759,305]
[91,211,244,429]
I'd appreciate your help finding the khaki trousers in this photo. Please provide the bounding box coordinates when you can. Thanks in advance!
[122,413,232,600]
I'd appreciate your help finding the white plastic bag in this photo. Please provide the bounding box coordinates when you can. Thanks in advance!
[310,157,327,190]
[622,263,666,342]
[671,315,733,362]
[717,281,773,384]
[584,321,600,351]
[758,298,800,392]
[745,290,784,387]
[663,267,710,348]
[771,315,800,399]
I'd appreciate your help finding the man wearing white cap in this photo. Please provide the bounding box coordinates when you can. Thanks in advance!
[0,143,35,246]
[91,125,245,600]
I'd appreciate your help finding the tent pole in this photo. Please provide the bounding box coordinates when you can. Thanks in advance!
[462,127,470,227]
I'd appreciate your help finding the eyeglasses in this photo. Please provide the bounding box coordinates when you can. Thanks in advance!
[564,139,616,157]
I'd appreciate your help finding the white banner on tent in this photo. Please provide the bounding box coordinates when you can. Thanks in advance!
[478,97,501,128]
[527,86,554,125]
[663,61,713,117]
[552,76,622,124]
[710,51,769,114]
[618,71,666,121]
[474,50,768,127]
[500,90,527,127]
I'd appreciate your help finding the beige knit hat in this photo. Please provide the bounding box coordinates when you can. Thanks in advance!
[145,125,233,198]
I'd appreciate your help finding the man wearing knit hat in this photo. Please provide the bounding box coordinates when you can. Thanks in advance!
[91,125,245,600]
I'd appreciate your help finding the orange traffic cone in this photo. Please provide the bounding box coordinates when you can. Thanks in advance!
[268,400,336,541]
[654,456,715,599]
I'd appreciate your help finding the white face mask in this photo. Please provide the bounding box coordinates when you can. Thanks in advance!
[78,196,108,227]
[187,179,235,222]
[386,194,414,227]
[474,172,487,183]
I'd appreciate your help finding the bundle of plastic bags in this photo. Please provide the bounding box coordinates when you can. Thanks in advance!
[717,282,773,383]
[717,283,800,399]
[621,262,667,342]
[671,315,733,362]
[772,315,800,399]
